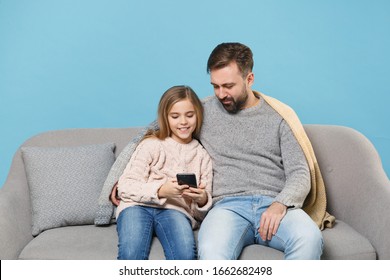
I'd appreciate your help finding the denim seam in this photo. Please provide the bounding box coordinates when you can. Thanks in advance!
[270,233,286,250]
[154,218,176,259]
[233,222,252,260]
[141,210,154,260]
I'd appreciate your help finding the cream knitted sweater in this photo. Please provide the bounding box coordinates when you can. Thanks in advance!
[116,137,213,229]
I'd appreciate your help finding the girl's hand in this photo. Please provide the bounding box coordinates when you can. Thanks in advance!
[158,180,189,199]
[182,183,208,207]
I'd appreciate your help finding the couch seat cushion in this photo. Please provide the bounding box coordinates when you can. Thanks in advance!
[240,220,375,260]
[19,225,118,260]
[18,225,164,260]
[320,220,376,259]
[18,220,375,260]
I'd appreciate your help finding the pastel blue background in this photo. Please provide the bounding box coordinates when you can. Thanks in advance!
[1,0,389,188]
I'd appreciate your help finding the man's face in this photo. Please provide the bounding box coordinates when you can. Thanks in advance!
[210,62,253,114]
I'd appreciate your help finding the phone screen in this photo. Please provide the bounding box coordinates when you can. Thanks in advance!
[176,173,197,188]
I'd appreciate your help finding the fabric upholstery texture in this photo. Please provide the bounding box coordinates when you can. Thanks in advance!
[22,143,115,236]
[1,126,388,260]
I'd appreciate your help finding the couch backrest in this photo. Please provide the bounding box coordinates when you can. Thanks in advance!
[20,127,144,156]
[304,124,389,223]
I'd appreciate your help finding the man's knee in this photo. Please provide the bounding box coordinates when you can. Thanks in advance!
[285,224,323,259]
[279,210,324,259]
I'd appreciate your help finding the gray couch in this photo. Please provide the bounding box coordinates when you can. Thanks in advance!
[1,125,389,260]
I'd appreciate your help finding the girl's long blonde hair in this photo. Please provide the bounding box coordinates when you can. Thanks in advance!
[145,85,204,140]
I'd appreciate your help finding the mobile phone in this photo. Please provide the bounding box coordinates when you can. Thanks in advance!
[176,173,197,188]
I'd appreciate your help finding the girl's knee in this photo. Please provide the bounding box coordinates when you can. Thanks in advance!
[118,242,148,260]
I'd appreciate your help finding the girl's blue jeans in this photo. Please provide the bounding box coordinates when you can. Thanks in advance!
[117,206,196,260]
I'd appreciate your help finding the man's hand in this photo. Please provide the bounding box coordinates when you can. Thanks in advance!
[258,201,287,241]
[110,183,120,206]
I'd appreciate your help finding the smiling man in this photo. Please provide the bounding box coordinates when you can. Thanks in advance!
[197,42,323,260]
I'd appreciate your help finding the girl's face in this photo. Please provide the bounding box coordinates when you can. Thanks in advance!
[168,99,197,144]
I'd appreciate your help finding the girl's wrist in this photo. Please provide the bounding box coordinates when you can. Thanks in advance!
[157,184,166,199]
[196,194,207,207]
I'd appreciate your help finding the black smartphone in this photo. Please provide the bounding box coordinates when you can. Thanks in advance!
[176,173,197,188]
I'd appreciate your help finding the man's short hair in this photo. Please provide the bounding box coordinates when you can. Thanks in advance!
[207,42,254,77]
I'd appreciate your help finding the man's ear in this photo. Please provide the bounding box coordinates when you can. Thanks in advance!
[246,72,255,86]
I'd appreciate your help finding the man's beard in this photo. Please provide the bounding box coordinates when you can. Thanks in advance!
[219,92,248,114]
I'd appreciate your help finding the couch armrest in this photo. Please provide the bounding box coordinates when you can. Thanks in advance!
[305,125,390,259]
[0,150,33,259]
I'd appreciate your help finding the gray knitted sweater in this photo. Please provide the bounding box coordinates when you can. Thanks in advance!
[199,95,310,208]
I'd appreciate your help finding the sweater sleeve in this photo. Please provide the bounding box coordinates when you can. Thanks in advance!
[117,139,167,205]
[274,121,310,208]
[192,148,213,221]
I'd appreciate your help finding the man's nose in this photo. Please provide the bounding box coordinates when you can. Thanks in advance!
[216,88,226,99]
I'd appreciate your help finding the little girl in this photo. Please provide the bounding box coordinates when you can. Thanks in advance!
[116,85,213,260]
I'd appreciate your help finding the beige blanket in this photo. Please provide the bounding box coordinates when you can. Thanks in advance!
[259,92,335,229]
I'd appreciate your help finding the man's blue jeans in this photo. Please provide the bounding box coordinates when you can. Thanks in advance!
[117,206,196,260]
[198,195,323,259]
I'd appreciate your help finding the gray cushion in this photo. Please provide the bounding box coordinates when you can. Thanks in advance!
[239,220,375,260]
[321,220,376,259]
[18,224,164,260]
[18,225,118,260]
[17,220,375,260]
[22,143,116,236]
